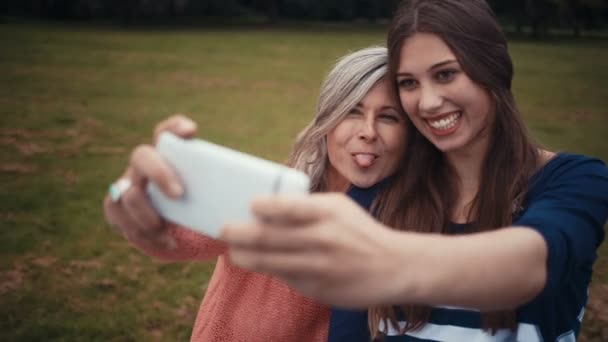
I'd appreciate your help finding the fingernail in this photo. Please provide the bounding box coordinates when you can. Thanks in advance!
[170,182,184,197]
[179,119,196,131]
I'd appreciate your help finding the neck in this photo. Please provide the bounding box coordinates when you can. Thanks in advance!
[444,133,490,222]
[445,142,487,193]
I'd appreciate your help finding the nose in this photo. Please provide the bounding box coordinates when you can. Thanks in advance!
[418,83,443,114]
[358,115,378,142]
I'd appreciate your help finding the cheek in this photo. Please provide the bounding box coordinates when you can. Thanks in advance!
[398,92,409,110]
[383,135,406,173]
[399,92,418,118]
[381,126,407,154]
[467,87,494,124]
[326,126,346,160]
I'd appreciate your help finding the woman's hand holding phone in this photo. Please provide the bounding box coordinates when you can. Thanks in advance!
[103,114,197,250]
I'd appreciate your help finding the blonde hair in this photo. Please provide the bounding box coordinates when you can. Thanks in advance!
[287,46,390,192]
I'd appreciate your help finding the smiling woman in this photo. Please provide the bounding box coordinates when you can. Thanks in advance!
[396,33,494,153]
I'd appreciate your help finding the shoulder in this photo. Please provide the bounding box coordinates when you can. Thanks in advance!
[518,153,608,247]
[530,152,608,191]
[519,152,608,237]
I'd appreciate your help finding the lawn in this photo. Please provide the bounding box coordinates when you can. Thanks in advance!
[1,20,607,341]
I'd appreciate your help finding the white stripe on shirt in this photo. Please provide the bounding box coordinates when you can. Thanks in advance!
[556,330,575,342]
[379,320,542,342]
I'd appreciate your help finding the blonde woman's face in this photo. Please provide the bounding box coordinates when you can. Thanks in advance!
[326,78,407,190]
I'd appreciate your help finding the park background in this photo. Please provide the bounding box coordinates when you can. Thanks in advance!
[1,0,607,341]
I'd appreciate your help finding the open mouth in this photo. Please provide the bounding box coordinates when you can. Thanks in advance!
[352,153,378,168]
[426,111,462,135]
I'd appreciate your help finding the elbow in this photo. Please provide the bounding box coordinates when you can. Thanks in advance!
[515,258,547,308]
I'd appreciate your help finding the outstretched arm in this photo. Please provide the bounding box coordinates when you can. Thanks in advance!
[221,157,608,310]
[220,193,545,310]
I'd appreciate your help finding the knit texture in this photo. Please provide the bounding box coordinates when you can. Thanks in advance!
[128,224,330,342]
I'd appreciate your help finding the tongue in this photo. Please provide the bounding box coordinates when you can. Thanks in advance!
[354,154,375,167]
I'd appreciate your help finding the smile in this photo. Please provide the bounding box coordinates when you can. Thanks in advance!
[425,111,462,135]
[427,112,461,129]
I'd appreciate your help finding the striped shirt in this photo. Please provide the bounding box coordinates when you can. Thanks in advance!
[329,153,608,342]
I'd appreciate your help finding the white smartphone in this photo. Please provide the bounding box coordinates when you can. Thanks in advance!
[147,132,311,238]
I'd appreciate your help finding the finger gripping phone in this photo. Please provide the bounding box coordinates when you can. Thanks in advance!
[147,132,311,238]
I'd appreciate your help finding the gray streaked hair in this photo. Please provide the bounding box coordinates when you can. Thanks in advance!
[286,46,391,192]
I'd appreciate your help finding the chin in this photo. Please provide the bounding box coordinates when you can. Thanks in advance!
[427,136,468,153]
[350,179,377,189]
[350,174,385,189]
[433,142,460,153]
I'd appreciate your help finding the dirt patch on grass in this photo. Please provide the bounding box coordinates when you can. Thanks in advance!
[115,264,142,281]
[144,317,165,340]
[0,266,25,295]
[0,136,48,156]
[1,255,69,295]
[580,284,608,341]
[0,128,36,139]
[150,328,164,340]
[30,256,58,268]
[67,296,89,314]
[69,259,104,271]
[0,163,38,174]
[60,169,79,186]
[174,295,197,319]
[95,278,117,290]
[0,120,124,176]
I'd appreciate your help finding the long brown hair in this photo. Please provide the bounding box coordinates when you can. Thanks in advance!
[370,0,540,338]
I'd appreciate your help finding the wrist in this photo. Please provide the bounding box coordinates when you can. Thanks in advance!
[373,229,420,305]
[378,230,446,306]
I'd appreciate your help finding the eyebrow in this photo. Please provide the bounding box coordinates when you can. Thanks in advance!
[396,59,458,77]
[380,105,399,112]
[354,103,399,112]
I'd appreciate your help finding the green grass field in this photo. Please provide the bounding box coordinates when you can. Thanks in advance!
[1,21,607,341]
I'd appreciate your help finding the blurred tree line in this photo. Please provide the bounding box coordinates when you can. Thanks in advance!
[2,0,607,37]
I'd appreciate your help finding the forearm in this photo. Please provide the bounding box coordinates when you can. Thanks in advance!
[385,227,548,310]
[127,223,227,262]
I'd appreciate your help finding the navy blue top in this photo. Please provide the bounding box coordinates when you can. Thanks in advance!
[329,153,608,341]
[327,178,390,342]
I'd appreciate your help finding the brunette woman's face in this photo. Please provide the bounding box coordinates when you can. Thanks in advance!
[326,78,407,190]
[395,32,494,155]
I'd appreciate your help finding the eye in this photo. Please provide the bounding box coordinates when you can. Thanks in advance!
[347,108,363,117]
[397,78,418,91]
[436,69,457,83]
[379,113,400,123]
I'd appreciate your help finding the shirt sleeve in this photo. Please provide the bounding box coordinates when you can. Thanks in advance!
[515,156,608,298]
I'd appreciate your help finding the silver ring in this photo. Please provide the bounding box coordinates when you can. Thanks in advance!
[108,178,133,202]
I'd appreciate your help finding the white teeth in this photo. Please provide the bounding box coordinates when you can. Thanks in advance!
[428,112,461,130]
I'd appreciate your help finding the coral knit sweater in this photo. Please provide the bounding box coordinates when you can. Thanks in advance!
[127,224,330,342]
